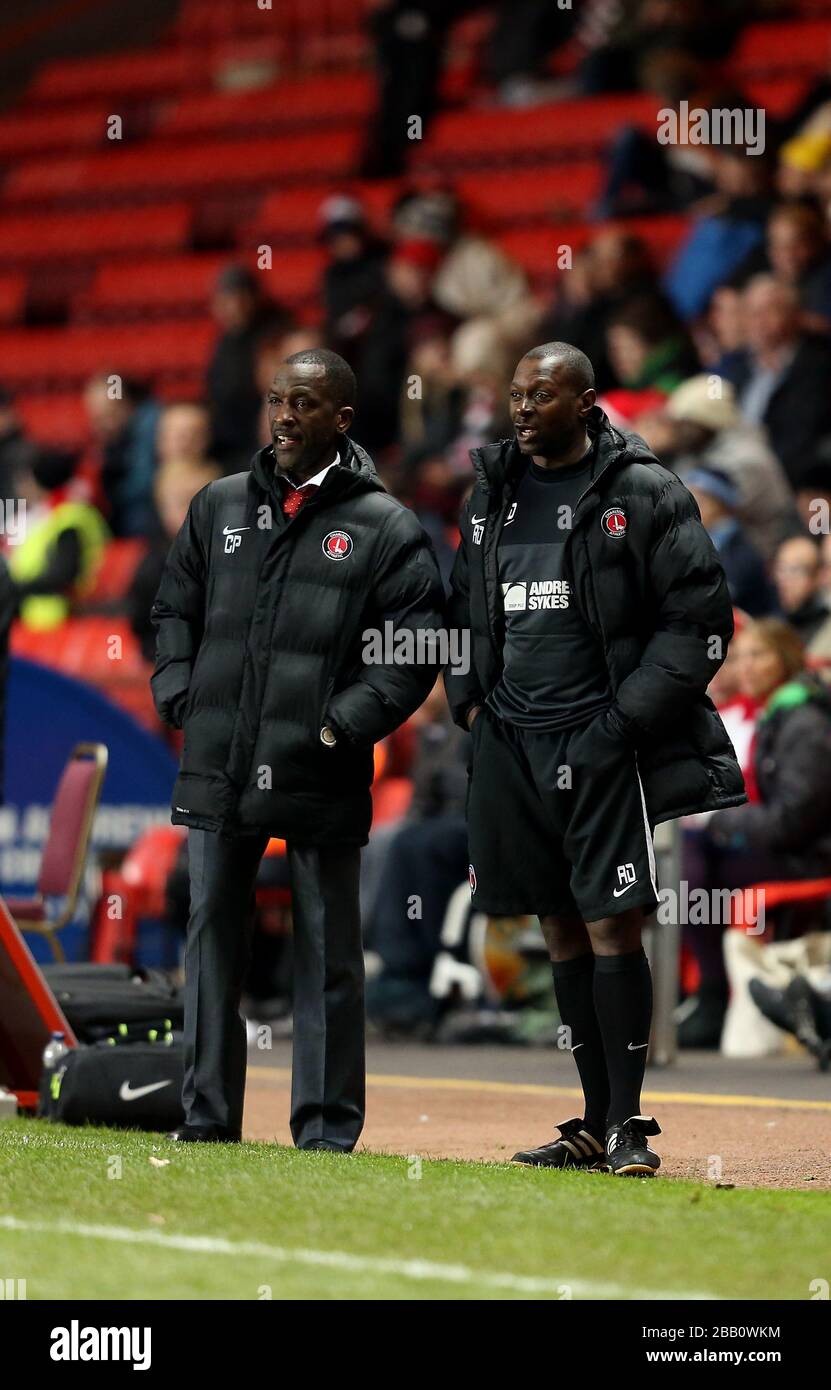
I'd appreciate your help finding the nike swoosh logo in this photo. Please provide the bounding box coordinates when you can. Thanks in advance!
[119,1080,173,1102]
[613,882,637,897]
[471,515,486,525]
[222,525,250,535]
[570,1043,584,1052]
[627,1042,649,1051]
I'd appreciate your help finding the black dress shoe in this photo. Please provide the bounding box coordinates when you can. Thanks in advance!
[167,1125,241,1143]
[301,1139,348,1152]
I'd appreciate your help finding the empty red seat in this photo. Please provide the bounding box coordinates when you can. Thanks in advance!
[0,205,192,266]
[81,539,149,607]
[5,131,359,204]
[25,48,209,105]
[413,93,661,169]
[456,165,604,227]
[0,272,26,324]
[0,105,111,162]
[246,179,400,244]
[731,19,831,78]
[159,72,374,140]
[0,319,215,390]
[15,392,88,449]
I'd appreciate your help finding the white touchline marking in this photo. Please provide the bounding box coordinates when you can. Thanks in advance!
[0,1215,717,1300]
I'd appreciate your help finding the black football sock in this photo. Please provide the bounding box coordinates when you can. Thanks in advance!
[593,948,653,1127]
[551,953,610,1140]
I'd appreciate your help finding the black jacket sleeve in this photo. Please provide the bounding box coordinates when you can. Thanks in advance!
[326,506,445,744]
[444,496,486,730]
[150,495,208,728]
[609,476,734,739]
[713,704,831,853]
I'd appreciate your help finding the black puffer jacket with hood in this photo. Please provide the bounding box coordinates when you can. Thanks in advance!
[151,437,445,844]
[446,407,746,824]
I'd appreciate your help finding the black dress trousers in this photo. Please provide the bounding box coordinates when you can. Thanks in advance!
[183,828,365,1149]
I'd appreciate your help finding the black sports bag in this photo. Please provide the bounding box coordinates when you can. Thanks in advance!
[39,1041,185,1131]
[41,964,184,1043]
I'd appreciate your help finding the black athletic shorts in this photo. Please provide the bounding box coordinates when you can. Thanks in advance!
[466,707,660,920]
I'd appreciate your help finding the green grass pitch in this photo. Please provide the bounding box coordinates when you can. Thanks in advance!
[0,1118,823,1300]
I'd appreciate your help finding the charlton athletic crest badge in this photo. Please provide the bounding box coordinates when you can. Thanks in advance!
[601,506,627,539]
[322,530,353,561]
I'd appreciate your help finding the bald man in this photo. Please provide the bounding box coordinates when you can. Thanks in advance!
[447,341,744,1176]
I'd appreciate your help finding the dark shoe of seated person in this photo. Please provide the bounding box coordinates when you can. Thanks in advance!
[167,1124,241,1143]
[676,987,726,1049]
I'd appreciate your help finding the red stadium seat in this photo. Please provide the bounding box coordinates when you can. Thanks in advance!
[24,48,209,105]
[245,179,401,246]
[6,743,108,962]
[496,215,690,287]
[0,319,215,390]
[158,73,375,140]
[0,205,193,267]
[412,93,662,170]
[0,105,112,162]
[81,249,324,319]
[4,132,360,204]
[0,272,26,325]
[729,879,831,939]
[15,392,88,450]
[80,539,149,608]
[456,166,604,228]
[731,19,831,78]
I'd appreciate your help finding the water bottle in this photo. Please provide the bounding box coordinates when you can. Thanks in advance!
[42,1030,69,1071]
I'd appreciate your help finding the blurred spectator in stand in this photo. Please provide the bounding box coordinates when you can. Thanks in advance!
[206,264,292,473]
[364,680,470,1034]
[539,232,659,392]
[83,374,160,538]
[577,0,745,97]
[635,374,800,561]
[794,459,831,536]
[722,275,831,489]
[6,448,109,631]
[0,387,37,499]
[605,292,699,394]
[685,467,775,617]
[663,147,772,322]
[392,190,532,327]
[359,0,576,178]
[763,202,831,334]
[354,238,457,456]
[772,535,831,662]
[701,285,746,376]
[127,457,220,664]
[319,195,387,365]
[681,618,831,1046]
[590,54,724,219]
[156,402,215,473]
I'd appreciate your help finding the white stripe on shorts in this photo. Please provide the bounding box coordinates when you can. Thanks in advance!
[633,752,658,897]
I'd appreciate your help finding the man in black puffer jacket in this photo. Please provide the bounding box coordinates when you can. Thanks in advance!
[446,342,745,1177]
[151,349,444,1150]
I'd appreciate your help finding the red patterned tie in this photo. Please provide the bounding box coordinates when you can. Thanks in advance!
[281,482,318,518]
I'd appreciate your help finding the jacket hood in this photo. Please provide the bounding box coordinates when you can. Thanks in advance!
[249,434,386,497]
[469,406,660,496]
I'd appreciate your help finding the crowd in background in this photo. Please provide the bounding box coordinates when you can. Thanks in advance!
[3,0,831,1048]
